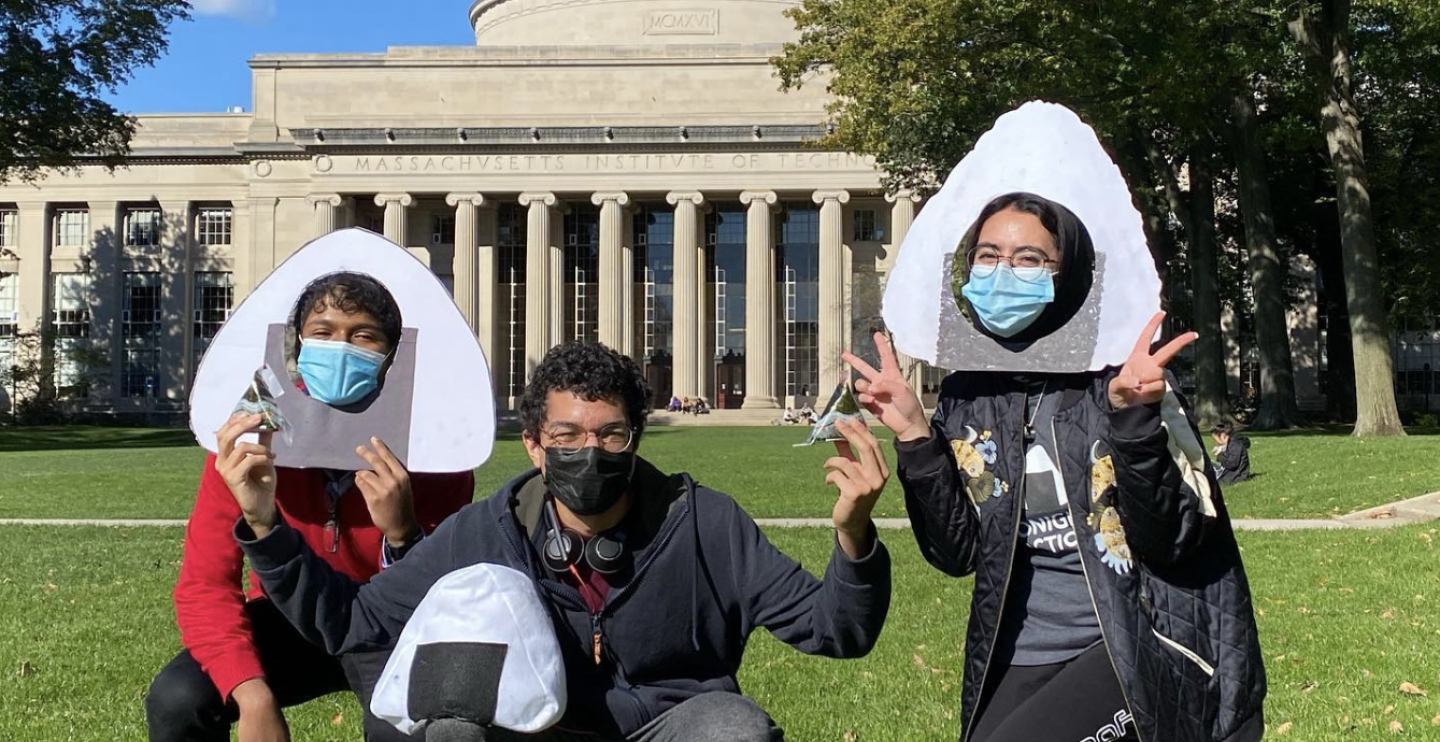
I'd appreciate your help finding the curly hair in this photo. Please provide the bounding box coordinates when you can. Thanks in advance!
[290,272,403,351]
[521,341,652,444]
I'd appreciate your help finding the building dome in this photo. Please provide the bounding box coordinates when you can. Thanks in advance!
[468,0,802,47]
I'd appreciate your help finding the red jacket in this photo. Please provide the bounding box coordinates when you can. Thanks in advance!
[174,454,474,700]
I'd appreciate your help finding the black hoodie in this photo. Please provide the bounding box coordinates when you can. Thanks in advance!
[236,459,891,738]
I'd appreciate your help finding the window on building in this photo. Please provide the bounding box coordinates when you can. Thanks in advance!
[705,207,747,408]
[634,205,674,403]
[122,272,162,399]
[852,209,883,242]
[565,204,599,344]
[431,215,456,246]
[193,272,233,369]
[54,209,89,248]
[922,363,946,397]
[125,207,162,248]
[196,207,233,246]
[0,270,17,347]
[51,273,91,396]
[778,205,820,399]
[497,204,527,401]
[0,274,14,407]
[0,208,16,250]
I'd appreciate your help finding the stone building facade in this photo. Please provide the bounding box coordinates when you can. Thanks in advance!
[0,0,1365,418]
[0,0,937,415]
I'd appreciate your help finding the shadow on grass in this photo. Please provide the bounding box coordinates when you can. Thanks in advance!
[1246,425,1439,438]
[0,426,198,452]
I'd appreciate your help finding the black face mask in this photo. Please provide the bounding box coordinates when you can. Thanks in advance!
[543,446,634,516]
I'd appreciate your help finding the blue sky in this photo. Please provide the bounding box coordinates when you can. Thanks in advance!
[107,1,476,114]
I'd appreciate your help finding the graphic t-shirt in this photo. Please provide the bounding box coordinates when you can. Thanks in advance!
[998,387,1104,666]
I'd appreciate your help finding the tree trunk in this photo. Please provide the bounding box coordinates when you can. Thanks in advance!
[1228,92,1300,430]
[1291,0,1405,436]
[1187,151,1229,427]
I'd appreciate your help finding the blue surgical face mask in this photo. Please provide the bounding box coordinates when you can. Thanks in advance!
[296,338,387,406]
[960,263,1056,338]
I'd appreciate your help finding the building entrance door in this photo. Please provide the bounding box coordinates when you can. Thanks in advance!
[715,359,744,409]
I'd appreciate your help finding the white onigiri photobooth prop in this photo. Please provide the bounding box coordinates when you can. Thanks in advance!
[883,101,1162,372]
[371,563,567,736]
[188,228,496,472]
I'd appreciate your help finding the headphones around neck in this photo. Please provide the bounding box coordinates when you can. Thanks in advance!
[541,496,631,576]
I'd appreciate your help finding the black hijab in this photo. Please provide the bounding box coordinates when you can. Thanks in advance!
[955,192,1096,349]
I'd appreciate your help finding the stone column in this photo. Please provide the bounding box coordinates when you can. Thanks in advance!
[519,192,555,379]
[667,191,705,401]
[446,193,485,331]
[592,192,630,351]
[695,205,712,403]
[475,205,499,379]
[814,190,851,394]
[307,194,344,238]
[886,190,924,390]
[621,210,636,359]
[375,193,413,245]
[159,200,192,406]
[14,203,50,334]
[739,191,779,409]
[14,203,52,404]
[85,202,121,404]
[550,205,567,349]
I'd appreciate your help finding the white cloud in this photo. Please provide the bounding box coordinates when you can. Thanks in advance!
[190,0,277,21]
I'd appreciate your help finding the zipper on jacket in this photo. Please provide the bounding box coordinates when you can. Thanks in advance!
[591,613,603,665]
[1151,629,1216,677]
[594,500,688,619]
[1056,417,1145,742]
[499,493,689,669]
[962,408,1026,742]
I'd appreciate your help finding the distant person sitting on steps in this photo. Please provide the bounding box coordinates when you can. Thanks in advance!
[1210,422,1252,484]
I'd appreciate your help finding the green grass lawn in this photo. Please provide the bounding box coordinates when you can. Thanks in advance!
[1,524,1436,741]
[1218,428,1440,519]
[2,425,1437,521]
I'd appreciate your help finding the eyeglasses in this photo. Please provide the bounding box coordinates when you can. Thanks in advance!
[966,245,1059,271]
[543,423,635,453]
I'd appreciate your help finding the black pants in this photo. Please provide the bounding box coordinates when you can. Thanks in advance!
[145,599,413,742]
[971,643,1138,742]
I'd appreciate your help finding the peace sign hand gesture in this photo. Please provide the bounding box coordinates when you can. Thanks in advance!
[843,332,930,443]
[1109,312,1198,410]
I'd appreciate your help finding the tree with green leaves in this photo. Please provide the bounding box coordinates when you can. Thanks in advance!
[775,0,1303,427]
[1282,0,1433,436]
[0,0,190,184]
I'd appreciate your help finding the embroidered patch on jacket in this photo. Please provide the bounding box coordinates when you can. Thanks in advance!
[1087,440,1133,574]
[950,426,1009,508]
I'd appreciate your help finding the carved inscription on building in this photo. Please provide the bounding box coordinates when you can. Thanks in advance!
[643,9,718,36]
[338,152,878,175]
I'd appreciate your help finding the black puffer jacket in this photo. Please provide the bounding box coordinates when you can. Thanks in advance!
[896,370,1265,742]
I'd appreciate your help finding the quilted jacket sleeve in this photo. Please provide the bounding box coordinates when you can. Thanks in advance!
[1106,376,1220,567]
[895,399,980,577]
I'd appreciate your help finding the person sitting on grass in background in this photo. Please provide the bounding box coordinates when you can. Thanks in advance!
[1211,422,1252,485]
[146,273,474,742]
[231,340,892,742]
